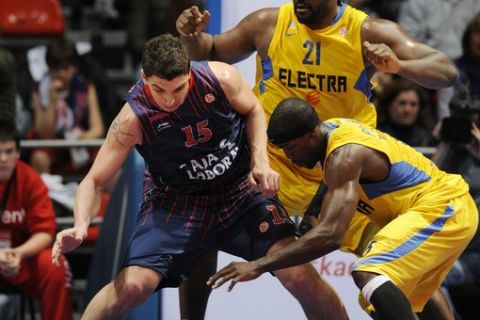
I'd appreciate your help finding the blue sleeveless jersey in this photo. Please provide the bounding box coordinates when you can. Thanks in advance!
[126,61,250,192]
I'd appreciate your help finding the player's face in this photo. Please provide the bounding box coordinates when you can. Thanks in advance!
[279,134,318,169]
[293,0,333,27]
[144,73,190,112]
[0,141,19,182]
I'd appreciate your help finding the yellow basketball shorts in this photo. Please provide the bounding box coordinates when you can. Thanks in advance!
[352,193,478,312]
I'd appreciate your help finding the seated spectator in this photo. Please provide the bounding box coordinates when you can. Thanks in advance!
[377,77,436,147]
[30,38,104,175]
[0,121,72,320]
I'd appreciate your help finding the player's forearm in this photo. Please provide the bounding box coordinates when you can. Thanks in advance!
[180,33,214,61]
[245,104,269,168]
[303,182,328,218]
[256,229,339,273]
[73,176,103,232]
[398,52,458,89]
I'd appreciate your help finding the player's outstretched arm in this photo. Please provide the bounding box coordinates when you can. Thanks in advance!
[52,104,141,266]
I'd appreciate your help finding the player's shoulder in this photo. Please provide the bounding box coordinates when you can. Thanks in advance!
[241,7,279,29]
[361,16,404,43]
[207,61,239,82]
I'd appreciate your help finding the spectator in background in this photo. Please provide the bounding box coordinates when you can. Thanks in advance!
[0,122,72,320]
[30,38,104,175]
[377,77,436,147]
[397,0,480,60]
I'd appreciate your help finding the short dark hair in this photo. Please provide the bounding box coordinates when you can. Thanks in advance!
[0,121,20,150]
[46,38,80,70]
[142,34,190,80]
[267,98,320,145]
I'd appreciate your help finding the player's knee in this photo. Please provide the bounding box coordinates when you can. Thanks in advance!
[275,264,318,294]
[117,280,154,306]
[115,269,160,306]
[351,270,377,289]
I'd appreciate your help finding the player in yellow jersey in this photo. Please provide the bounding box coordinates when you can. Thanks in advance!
[208,98,477,320]
[176,0,457,215]
[175,1,458,319]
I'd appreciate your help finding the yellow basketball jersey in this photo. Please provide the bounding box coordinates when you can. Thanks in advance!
[254,3,377,213]
[324,118,469,226]
[255,3,376,125]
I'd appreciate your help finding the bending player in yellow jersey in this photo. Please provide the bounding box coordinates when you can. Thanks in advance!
[208,98,477,320]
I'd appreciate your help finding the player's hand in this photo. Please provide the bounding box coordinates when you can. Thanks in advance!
[176,6,211,37]
[248,164,280,198]
[363,41,401,74]
[52,227,87,266]
[298,214,318,235]
[207,261,262,292]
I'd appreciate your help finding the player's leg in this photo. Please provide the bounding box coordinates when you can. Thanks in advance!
[343,217,454,320]
[352,270,417,320]
[218,195,348,320]
[82,265,162,319]
[352,196,477,320]
[268,236,348,320]
[418,288,454,320]
[179,250,218,320]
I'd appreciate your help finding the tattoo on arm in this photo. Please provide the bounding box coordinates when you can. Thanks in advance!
[109,119,135,146]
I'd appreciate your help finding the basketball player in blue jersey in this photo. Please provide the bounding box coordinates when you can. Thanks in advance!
[208,98,478,320]
[51,35,348,319]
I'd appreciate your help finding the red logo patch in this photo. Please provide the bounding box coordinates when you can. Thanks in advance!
[259,222,270,233]
[205,93,215,103]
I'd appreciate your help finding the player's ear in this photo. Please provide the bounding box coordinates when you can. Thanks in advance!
[140,69,147,81]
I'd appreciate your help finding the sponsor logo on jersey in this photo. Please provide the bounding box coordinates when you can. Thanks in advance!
[204,93,215,103]
[156,121,171,132]
[286,22,297,36]
[337,26,349,37]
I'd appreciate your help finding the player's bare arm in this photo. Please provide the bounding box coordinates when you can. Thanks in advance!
[52,104,142,265]
[361,18,458,89]
[209,61,279,197]
[177,7,277,63]
[208,145,365,291]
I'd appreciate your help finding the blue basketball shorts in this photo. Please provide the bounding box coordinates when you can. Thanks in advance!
[123,178,296,288]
